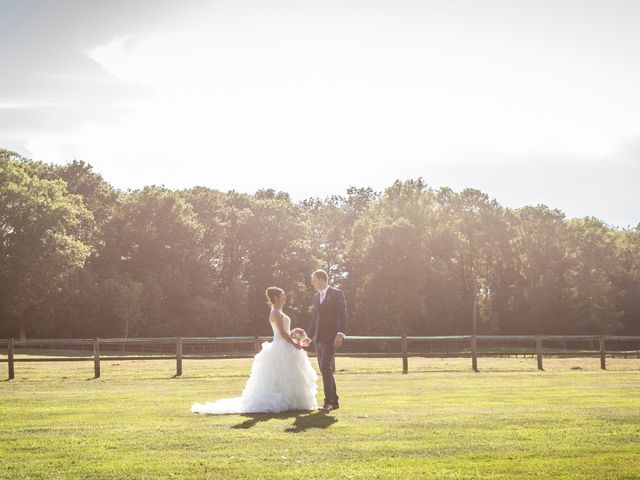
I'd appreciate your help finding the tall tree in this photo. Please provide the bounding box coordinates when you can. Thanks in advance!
[2,149,637,339]
[504,205,573,333]
[613,226,640,334]
[97,187,207,336]
[243,189,315,334]
[348,180,433,334]
[431,187,514,334]
[0,150,92,338]
[563,217,624,333]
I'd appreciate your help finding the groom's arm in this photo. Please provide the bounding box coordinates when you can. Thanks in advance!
[336,289,348,337]
[307,315,316,339]
[307,296,317,339]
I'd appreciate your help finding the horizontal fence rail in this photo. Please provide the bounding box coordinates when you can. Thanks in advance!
[1,335,640,380]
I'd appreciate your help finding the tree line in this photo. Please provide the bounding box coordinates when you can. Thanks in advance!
[1,148,638,339]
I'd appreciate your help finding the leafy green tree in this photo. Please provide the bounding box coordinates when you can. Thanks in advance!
[348,180,433,334]
[242,189,315,334]
[97,187,207,336]
[42,160,120,235]
[563,217,624,333]
[613,226,640,334]
[180,187,251,335]
[351,218,426,334]
[1,149,637,339]
[302,186,378,285]
[431,187,514,334]
[503,205,573,333]
[0,150,92,338]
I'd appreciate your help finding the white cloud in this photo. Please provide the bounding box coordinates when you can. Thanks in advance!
[15,1,640,226]
[0,101,68,109]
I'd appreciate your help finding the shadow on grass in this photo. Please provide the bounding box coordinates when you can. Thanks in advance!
[231,410,338,432]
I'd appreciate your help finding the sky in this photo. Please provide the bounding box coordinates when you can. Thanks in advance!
[1,0,639,228]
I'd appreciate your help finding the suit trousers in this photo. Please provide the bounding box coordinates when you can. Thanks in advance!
[315,340,338,405]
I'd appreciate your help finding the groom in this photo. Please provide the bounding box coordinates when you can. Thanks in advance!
[307,269,348,412]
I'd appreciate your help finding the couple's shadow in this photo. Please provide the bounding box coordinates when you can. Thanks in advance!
[231,410,338,432]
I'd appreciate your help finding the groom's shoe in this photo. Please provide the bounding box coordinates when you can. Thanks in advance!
[320,403,334,412]
[331,403,340,410]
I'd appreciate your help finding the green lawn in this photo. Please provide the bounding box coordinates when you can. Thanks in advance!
[1,355,639,479]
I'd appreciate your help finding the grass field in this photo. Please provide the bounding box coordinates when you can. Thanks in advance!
[1,355,639,479]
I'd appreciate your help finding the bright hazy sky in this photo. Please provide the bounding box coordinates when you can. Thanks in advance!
[1,0,639,227]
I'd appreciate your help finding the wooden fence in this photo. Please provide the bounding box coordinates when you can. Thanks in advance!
[1,334,639,380]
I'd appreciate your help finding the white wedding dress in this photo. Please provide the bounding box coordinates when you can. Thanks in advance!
[191,309,319,414]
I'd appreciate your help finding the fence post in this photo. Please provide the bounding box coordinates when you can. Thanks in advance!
[401,334,408,374]
[176,336,183,377]
[599,335,606,370]
[93,337,100,378]
[471,335,478,372]
[536,335,543,371]
[8,338,15,380]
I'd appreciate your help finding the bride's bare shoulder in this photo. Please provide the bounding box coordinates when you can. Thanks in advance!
[269,307,283,321]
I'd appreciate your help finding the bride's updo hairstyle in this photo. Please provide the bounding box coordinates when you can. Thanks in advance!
[265,286,285,307]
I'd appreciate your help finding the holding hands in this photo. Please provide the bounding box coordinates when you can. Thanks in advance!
[290,328,311,348]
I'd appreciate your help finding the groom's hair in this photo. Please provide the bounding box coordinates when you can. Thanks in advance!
[311,269,328,282]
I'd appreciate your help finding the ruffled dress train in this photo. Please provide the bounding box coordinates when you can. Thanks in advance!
[192,311,318,414]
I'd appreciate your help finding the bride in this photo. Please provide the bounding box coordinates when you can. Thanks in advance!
[191,287,319,414]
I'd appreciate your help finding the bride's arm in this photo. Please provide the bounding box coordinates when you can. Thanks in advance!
[270,311,302,349]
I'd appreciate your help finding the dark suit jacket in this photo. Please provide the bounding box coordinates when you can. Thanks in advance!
[308,286,348,343]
